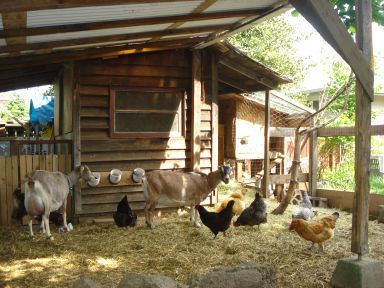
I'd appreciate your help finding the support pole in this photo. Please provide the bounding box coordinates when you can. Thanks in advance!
[309,130,318,196]
[262,90,270,198]
[191,50,202,172]
[351,0,373,257]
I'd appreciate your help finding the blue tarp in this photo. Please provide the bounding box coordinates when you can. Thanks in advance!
[29,95,54,126]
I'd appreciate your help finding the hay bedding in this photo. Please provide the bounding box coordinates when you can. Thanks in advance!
[1,183,384,288]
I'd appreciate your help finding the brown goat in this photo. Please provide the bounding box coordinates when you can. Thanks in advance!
[132,166,231,228]
[23,165,95,240]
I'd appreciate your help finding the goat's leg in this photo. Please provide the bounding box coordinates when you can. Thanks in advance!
[144,202,151,228]
[28,216,34,239]
[193,206,201,228]
[148,202,157,229]
[190,203,195,222]
[40,219,46,234]
[43,214,54,240]
[62,200,70,232]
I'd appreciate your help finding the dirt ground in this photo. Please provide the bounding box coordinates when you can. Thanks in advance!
[1,183,383,288]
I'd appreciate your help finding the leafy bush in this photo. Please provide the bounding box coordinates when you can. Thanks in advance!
[319,161,384,195]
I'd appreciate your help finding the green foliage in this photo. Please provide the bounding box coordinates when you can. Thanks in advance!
[331,0,384,33]
[319,161,384,195]
[43,85,55,97]
[228,15,311,99]
[0,93,28,122]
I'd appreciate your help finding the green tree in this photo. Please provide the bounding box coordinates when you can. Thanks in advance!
[0,93,28,121]
[228,15,311,101]
[43,85,55,96]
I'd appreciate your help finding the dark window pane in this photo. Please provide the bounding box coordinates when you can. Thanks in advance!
[116,91,179,111]
[115,112,179,133]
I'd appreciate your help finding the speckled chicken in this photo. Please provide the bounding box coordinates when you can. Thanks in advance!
[113,196,137,228]
[233,192,267,228]
[292,191,314,220]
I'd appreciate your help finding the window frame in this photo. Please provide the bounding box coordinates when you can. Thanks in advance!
[109,87,185,138]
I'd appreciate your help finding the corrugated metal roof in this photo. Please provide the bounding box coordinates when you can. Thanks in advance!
[179,17,243,28]
[27,1,204,27]
[250,91,315,115]
[205,0,275,12]
[27,23,171,43]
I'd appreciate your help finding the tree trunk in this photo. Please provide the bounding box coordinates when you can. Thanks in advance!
[272,130,301,214]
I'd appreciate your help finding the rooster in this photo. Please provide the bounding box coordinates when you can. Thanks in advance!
[113,196,137,228]
[196,200,235,239]
[216,188,248,215]
[289,212,340,252]
[233,192,267,229]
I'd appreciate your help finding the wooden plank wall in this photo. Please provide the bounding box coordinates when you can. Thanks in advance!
[77,49,214,216]
[0,154,71,226]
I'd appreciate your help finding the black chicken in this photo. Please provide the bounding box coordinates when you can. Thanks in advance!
[113,195,137,228]
[196,200,235,239]
[233,192,267,228]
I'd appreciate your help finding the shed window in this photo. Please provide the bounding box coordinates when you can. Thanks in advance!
[110,88,184,138]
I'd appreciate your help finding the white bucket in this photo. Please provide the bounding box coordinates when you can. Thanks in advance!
[87,172,100,187]
[109,169,122,184]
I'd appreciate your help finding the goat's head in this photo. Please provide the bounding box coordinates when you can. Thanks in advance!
[78,165,96,182]
[220,165,231,184]
[11,188,27,220]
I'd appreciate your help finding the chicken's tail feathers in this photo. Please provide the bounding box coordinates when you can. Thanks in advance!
[229,191,245,200]
[215,202,225,213]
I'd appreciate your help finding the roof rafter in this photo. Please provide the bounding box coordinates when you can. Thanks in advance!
[0,24,229,54]
[0,9,267,38]
[0,37,205,70]
[0,0,197,13]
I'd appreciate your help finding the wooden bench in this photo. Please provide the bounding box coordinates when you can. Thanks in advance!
[309,196,328,208]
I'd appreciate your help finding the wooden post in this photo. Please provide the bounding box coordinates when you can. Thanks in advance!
[309,130,318,196]
[211,54,219,172]
[191,50,202,172]
[262,90,270,198]
[72,82,81,216]
[352,0,373,257]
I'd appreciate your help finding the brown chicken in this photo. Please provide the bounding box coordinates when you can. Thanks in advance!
[288,212,340,252]
[216,188,248,215]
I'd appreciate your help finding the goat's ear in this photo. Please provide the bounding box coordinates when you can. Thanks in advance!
[80,165,85,173]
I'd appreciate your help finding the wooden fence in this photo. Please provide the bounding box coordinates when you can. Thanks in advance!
[0,154,72,226]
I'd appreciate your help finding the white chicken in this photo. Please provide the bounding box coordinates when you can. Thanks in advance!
[292,191,314,220]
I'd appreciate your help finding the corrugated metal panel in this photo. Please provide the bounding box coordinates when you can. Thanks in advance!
[27,1,204,27]
[27,23,170,43]
[205,0,278,12]
[51,38,151,51]
[161,32,209,39]
[0,39,6,46]
[179,17,243,28]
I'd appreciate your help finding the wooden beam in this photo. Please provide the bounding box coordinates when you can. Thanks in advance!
[289,0,374,100]
[219,57,278,89]
[262,90,270,198]
[0,38,202,70]
[72,83,82,215]
[1,12,26,46]
[211,53,219,171]
[0,9,267,38]
[191,50,202,172]
[308,130,318,197]
[0,0,197,13]
[0,24,230,54]
[317,125,384,137]
[352,0,372,257]
[270,127,295,137]
[194,2,290,49]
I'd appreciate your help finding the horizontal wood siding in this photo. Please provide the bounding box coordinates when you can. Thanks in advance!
[77,49,213,216]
